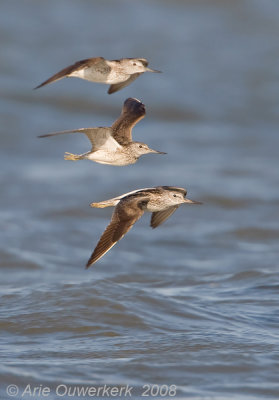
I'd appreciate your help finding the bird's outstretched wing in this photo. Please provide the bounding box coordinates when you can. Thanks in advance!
[111,97,146,144]
[34,57,105,89]
[38,127,121,152]
[150,206,179,229]
[108,73,142,94]
[86,196,149,268]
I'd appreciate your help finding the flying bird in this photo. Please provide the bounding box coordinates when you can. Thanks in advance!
[38,98,165,166]
[34,57,161,94]
[87,186,202,268]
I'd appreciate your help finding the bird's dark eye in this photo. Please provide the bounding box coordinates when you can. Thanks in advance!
[173,194,177,197]
[139,145,142,148]
[133,62,137,66]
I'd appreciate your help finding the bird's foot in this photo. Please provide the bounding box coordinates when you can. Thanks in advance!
[90,202,107,208]
[64,152,81,161]
[90,201,115,208]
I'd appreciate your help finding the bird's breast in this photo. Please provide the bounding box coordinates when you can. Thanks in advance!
[69,66,125,83]
[88,149,135,166]
[145,201,171,213]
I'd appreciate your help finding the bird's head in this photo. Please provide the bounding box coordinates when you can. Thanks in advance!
[162,187,202,207]
[130,142,166,158]
[123,58,162,74]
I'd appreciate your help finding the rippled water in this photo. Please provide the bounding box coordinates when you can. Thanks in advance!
[1,1,279,399]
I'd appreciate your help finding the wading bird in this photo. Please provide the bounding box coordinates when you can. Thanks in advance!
[38,98,165,166]
[87,186,202,267]
[35,57,161,94]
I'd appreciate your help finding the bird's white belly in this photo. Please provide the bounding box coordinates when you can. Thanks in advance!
[71,69,127,84]
[87,150,132,166]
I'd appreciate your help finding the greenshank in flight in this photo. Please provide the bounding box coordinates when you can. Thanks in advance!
[87,186,202,267]
[35,57,161,94]
[38,98,165,166]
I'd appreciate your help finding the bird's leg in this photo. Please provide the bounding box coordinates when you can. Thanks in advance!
[64,151,90,161]
[90,199,120,208]
[64,152,81,161]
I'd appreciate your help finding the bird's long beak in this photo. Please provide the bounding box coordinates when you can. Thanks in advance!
[183,198,203,205]
[150,149,167,154]
[145,67,162,73]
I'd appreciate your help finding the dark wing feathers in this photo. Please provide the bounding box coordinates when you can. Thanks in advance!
[86,220,118,268]
[86,196,149,268]
[111,97,145,144]
[150,206,179,229]
[34,57,105,89]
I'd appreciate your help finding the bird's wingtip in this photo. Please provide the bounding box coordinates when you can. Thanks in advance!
[85,261,92,269]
